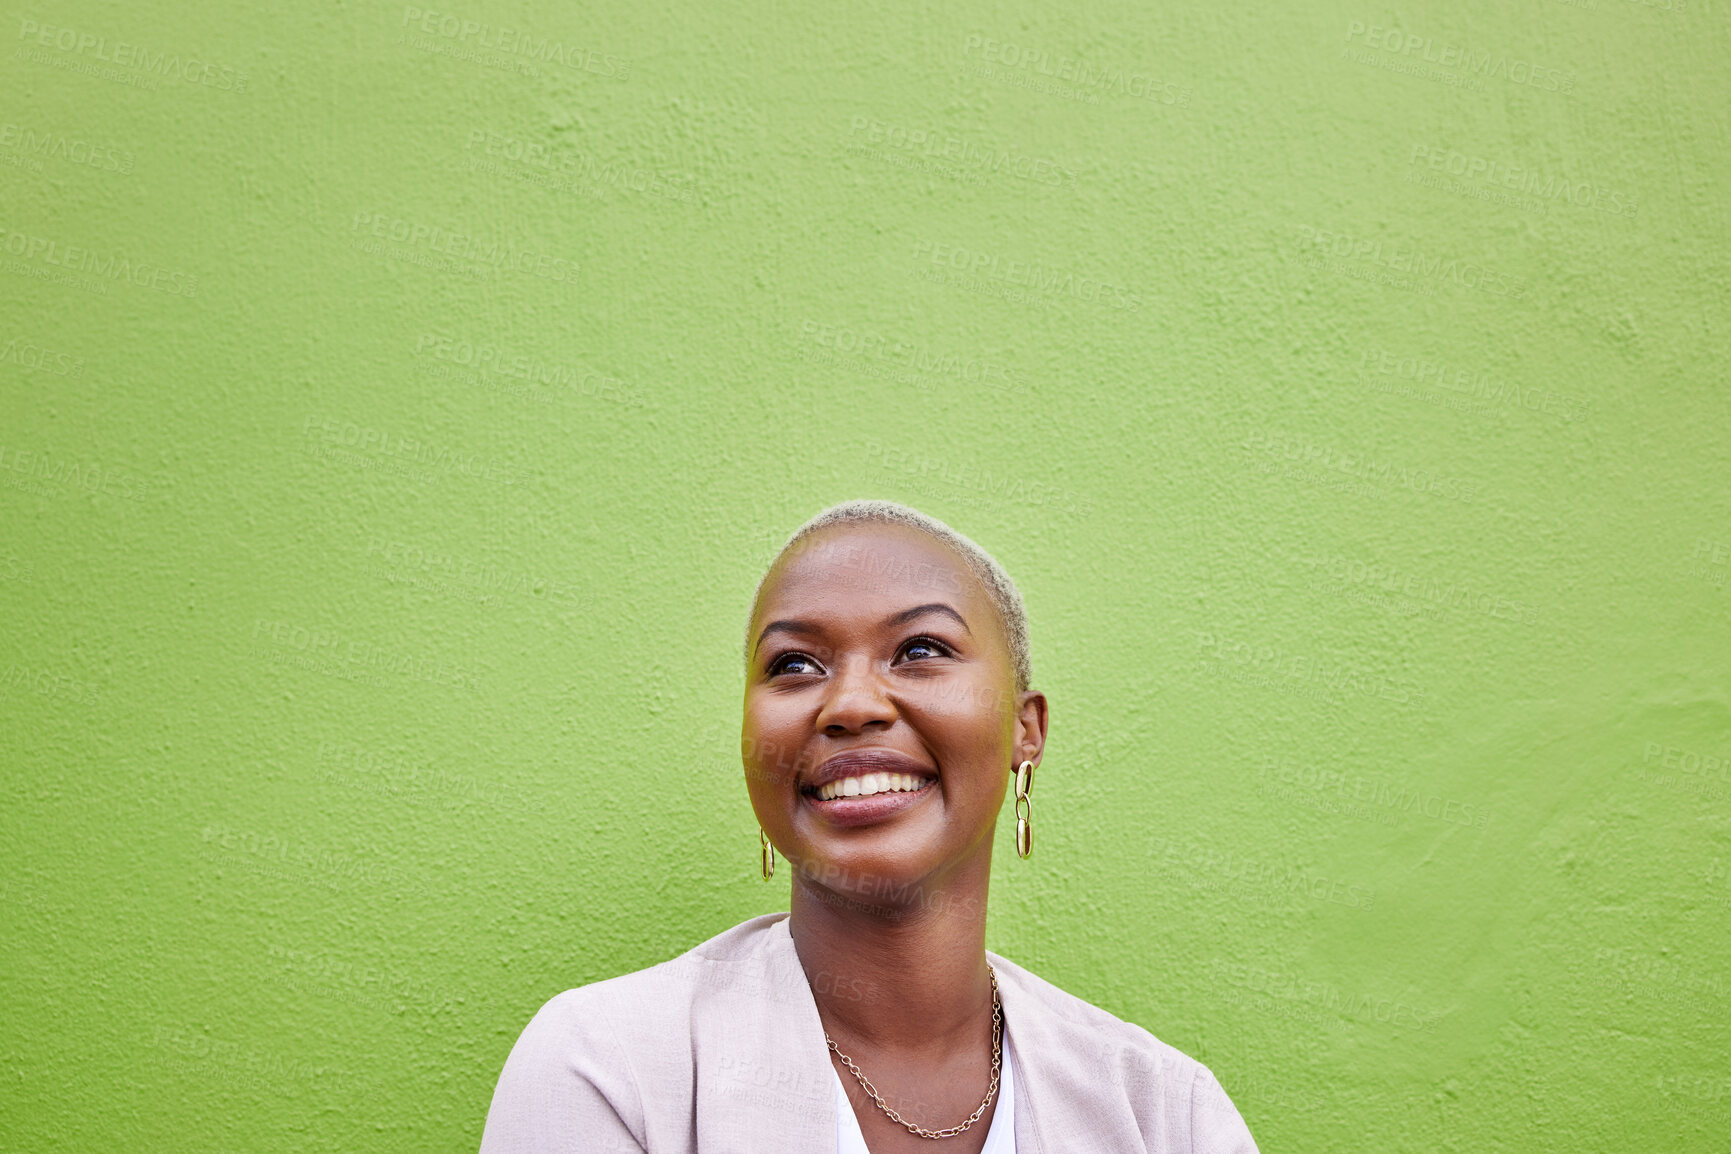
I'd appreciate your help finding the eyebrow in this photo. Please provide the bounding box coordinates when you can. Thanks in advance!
[754,619,817,656]
[887,603,972,635]
[753,603,972,657]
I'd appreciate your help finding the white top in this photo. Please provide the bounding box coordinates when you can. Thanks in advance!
[834,1043,1016,1154]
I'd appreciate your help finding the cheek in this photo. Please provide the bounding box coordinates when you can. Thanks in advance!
[912,681,1016,746]
[908,709,1013,795]
[742,700,805,791]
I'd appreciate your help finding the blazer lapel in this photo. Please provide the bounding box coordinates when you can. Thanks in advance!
[991,950,1154,1154]
[691,915,835,1153]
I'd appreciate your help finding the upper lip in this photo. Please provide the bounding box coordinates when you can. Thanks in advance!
[803,748,936,793]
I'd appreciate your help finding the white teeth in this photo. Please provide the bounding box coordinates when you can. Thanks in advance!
[815,773,929,801]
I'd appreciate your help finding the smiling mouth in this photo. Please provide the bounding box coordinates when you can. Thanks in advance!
[806,773,934,802]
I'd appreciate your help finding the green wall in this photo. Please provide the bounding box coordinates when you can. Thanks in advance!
[3,1,1728,1150]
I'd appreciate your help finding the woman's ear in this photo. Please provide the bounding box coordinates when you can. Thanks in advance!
[1014,691,1048,767]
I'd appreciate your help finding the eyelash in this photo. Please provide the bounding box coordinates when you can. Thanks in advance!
[765,637,953,676]
[900,636,953,660]
[767,651,819,676]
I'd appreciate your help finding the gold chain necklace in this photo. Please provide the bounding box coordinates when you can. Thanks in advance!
[825,965,1003,1141]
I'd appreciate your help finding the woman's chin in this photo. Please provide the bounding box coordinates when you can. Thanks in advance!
[782,841,982,923]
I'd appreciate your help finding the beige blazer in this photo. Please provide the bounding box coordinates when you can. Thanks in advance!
[479,913,1259,1153]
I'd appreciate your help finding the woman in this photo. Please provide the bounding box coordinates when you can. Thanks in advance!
[480,501,1259,1153]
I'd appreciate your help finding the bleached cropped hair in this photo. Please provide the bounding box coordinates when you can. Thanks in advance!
[746,500,1032,692]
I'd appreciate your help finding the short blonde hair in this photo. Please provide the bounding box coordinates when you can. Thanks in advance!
[745,500,1032,692]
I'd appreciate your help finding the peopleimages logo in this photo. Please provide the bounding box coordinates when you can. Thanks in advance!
[798,319,1028,394]
[399,7,629,78]
[847,116,1078,188]
[1295,225,1526,299]
[0,445,155,501]
[1357,347,1589,424]
[912,239,1141,311]
[16,18,250,91]
[0,334,84,376]
[0,124,134,174]
[350,211,577,283]
[1407,144,1636,217]
[1343,20,1575,94]
[961,34,1192,106]
[0,226,198,296]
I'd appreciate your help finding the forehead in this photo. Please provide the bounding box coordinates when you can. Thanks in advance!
[756,522,987,621]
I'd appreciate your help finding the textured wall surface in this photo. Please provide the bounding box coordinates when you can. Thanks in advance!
[3,1,1728,1150]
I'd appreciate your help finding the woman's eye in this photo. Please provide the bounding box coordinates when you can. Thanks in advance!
[769,652,820,676]
[899,637,951,661]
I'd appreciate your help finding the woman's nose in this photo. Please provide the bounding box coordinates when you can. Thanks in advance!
[815,656,897,735]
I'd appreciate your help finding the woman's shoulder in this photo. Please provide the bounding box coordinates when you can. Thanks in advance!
[988,949,1258,1149]
[481,915,806,1152]
[988,949,1200,1071]
[513,913,795,1044]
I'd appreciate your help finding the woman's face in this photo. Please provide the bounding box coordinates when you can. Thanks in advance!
[743,522,1047,914]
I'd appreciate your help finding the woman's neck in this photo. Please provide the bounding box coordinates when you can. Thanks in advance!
[786,853,995,1055]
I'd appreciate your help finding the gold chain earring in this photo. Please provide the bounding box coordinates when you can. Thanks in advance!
[760,827,775,880]
[1013,760,1035,859]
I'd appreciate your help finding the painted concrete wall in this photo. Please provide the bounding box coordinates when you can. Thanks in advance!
[2,1,1727,1150]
